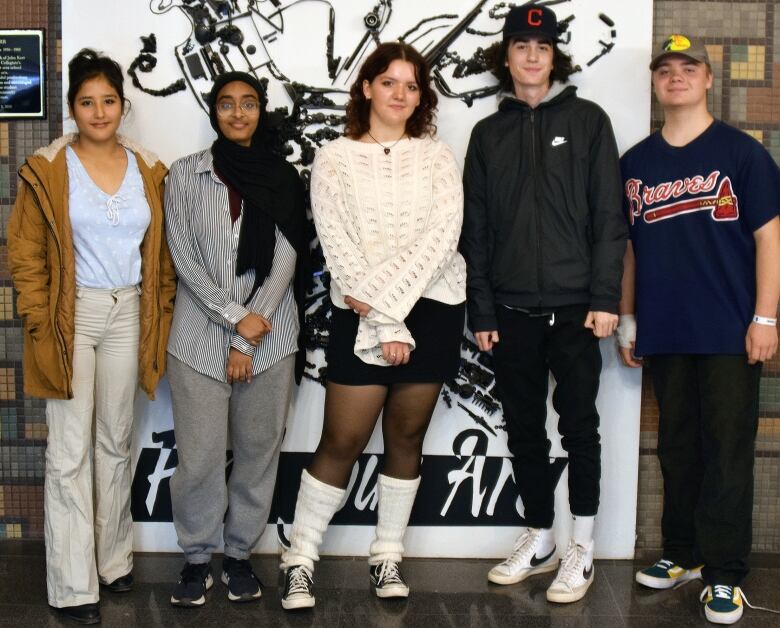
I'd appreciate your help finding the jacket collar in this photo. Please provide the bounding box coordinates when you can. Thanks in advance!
[33,133,162,169]
[498,82,576,112]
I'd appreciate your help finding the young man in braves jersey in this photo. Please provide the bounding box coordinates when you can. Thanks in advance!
[460,5,626,603]
[619,34,780,625]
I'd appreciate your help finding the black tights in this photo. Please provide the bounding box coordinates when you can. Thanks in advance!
[307,382,442,488]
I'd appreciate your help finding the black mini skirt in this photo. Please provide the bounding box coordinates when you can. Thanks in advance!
[326,298,465,386]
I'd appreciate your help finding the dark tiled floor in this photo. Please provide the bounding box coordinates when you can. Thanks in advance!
[1,541,779,627]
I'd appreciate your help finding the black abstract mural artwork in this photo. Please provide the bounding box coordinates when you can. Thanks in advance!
[130,0,618,435]
[125,0,622,531]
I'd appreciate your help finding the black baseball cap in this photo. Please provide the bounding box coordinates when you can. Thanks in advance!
[503,5,559,42]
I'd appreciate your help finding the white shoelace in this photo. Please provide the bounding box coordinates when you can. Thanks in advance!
[655,558,675,570]
[712,584,733,600]
[105,195,122,226]
[700,585,780,615]
[377,560,405,585]
[554,542,587,590]
[501,529,540,569]
[286,566,312,595]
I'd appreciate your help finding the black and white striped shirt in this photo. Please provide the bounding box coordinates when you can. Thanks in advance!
[165,149,298,382]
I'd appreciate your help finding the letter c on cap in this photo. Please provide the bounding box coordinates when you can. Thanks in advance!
[528,8,543,26]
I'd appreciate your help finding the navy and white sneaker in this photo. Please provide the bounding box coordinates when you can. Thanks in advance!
[170,562,213,607]
[636,558,702,589]
[281,565,315,610]
[700,585,744,624]
[221,557,262,602]
[370,560,409,598]
[488,528,558,585]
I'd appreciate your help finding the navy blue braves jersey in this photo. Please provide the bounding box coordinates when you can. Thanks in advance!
[621,120,779,356]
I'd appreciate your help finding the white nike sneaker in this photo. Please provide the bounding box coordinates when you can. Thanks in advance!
[546,539,595,603]
[488,528,558,585]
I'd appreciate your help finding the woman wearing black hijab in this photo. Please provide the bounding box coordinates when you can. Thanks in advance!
[164,72,308,607]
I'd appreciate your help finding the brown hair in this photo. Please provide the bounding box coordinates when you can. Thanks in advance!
[344,42,437,139]
[486,37,578,93]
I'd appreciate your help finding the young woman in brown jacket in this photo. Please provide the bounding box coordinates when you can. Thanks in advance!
[7,49,176,625]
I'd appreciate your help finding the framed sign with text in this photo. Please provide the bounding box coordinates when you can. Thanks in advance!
[0,29,45,119]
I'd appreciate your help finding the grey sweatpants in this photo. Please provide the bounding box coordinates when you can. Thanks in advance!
[168,353,294,563]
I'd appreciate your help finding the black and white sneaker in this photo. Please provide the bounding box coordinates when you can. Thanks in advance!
[170,562,213,607]
[281,565,315,610]
[221,557,262,602]
[546,540,595,603]
[488,528,558,585]
[370,560,410,599]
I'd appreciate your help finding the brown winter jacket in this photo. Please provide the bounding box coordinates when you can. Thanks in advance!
[7,134,177,400]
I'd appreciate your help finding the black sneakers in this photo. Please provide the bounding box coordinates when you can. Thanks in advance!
[370,560,410,598]
[52,603,100,625]
[281,565,315,610]
[101,572,133,593]
[170,562,213,607]
[221,557,262,602]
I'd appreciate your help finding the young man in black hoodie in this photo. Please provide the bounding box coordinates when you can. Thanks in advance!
[460,5,626,603]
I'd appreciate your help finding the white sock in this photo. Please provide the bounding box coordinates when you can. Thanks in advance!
[280,469,345,573]
[572,515,595,549]
[535,526,556,556]
[368,474,421,566]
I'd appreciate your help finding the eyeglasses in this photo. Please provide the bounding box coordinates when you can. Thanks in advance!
[216,101,261,116]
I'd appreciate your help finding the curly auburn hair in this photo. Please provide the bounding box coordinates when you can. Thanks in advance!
[344,42,437,139]
[486,37,578,93]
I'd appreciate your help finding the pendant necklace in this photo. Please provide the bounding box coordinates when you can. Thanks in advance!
[367,130,406,155]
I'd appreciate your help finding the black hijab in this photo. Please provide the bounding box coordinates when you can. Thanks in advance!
[208,72,308,302]
[208,72,310,382]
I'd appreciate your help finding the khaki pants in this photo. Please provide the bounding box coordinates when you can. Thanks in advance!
[44,286,139,607]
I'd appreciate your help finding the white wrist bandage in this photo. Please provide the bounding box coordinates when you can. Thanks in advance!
[616,314,637,349]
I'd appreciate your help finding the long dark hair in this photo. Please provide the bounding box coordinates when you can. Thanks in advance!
[486,37,578,92]
[67,48,127,111]
[344,42,437,139]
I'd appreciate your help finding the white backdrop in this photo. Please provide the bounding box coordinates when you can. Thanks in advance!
[63,0,650,559]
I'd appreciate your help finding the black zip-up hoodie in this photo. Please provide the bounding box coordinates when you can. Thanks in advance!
[460,84,627,332]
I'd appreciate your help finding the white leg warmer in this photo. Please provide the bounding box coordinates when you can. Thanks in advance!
[280,469,345,573]
[368,474,421,566]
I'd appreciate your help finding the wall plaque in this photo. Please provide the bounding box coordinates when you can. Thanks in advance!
[0,29,45,119]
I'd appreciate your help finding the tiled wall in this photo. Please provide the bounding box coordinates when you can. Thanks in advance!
[1,1,778,552]
[0,0,60,540]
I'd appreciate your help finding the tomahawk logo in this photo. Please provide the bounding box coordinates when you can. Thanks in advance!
[625,172,739,225]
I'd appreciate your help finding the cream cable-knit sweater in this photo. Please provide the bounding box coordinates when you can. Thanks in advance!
[311,135,467,366]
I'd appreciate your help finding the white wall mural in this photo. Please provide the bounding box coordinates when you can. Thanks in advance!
[63,0,650,559]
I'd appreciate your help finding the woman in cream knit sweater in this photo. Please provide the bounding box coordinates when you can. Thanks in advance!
[280,42,466,609]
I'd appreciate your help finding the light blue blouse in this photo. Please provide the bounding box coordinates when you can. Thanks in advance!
[66,145,151,288]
